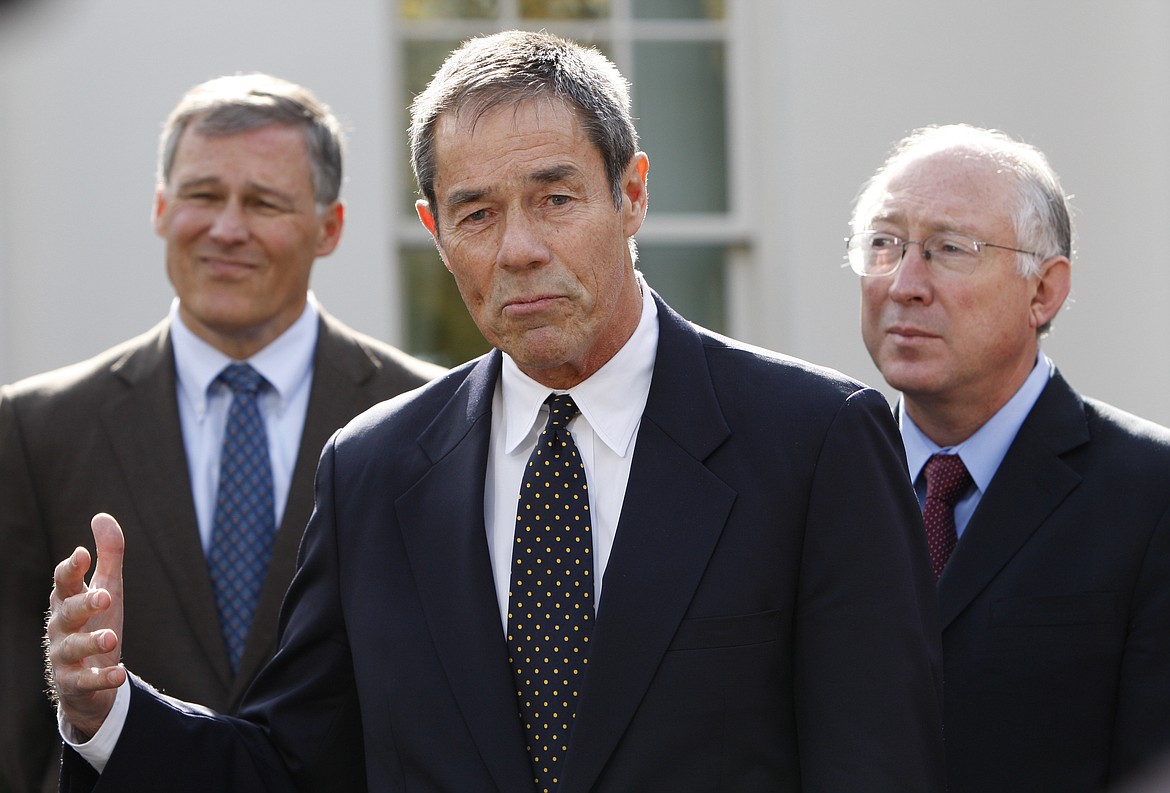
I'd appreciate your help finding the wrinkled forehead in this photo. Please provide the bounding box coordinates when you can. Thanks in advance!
[438,93,578,141]
[862,148,1015,228]
[432,97,590,177]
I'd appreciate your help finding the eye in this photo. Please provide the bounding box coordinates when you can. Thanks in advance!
[548,194,571,206]
[465,208,489,223]
[931,235,977,256]
[868,232,902,250]
[251,199,283,213]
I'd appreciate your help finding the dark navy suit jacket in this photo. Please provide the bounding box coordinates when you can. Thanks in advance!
[64,295,946,792]
[937,372,1170,792]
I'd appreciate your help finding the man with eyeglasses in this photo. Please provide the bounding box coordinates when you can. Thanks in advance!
[849,123,1170,792]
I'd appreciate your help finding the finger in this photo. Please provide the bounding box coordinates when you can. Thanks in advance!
[90,513,125,592]
[51,546,93,605]
[55,625,119,666]
[49,588,111,638]
[61,664,126,697]
[58,663,127,695]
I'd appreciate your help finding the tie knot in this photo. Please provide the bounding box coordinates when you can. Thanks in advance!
[924,453,972,507]
[218,363,265,398]
[544,393,580,430]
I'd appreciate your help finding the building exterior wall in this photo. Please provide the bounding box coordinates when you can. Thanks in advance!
[0,0,400,380]
[3,1,1169,424]
[746,1,1170,425]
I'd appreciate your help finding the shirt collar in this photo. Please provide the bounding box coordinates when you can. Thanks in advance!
[171,292,320,414]
[501,278,658,457]
[901,351,1054,491]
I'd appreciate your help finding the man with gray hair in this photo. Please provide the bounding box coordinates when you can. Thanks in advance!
[43,31,945,792]
[848,123,1170,791]
[0,73,443,793]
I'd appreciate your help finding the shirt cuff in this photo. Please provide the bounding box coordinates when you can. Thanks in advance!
[58,674,131,773]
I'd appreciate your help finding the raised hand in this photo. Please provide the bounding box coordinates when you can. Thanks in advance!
[45,513,127,740]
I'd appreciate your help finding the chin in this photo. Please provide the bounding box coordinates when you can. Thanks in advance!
[876,361,940,397]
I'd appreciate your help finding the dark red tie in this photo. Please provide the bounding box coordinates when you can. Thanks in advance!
[922,453,972,579]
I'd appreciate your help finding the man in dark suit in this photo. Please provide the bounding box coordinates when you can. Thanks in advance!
[0,74,443,793]
[45,31,945,791]
[849,123,1170,792]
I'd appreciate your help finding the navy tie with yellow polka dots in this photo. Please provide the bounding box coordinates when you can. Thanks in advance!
[508,393,594,793]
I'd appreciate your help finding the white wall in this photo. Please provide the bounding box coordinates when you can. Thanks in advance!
[3,0,1169,426]
[742,0,1170,425]
[0,0,398,382]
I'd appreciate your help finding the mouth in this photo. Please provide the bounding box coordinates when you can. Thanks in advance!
[200,256,259,277]
[886,324,939,343]
[503,294,565,316]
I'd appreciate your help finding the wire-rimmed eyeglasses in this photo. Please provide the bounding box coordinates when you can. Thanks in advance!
[845,230,1039,277]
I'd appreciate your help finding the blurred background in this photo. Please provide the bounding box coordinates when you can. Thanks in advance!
[2,0,1168,423]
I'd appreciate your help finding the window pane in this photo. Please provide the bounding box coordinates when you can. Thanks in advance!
[520,0,610,19]
[401,39,462,212]
[633,0,723,20]
[402,247,492,367]
[633,42,727,213]
[637,244,725,331]
[399,0,496,20]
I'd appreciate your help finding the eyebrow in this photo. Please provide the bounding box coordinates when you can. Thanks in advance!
[443,163,585,211]
[175,176,296,204]
[530,163,581,185]
[867,209,905,226]
[444,186,488,211]
[867,211,983,238]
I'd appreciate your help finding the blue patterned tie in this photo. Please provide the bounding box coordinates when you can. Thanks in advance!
[207,363,275,674]
[508,394,594,793]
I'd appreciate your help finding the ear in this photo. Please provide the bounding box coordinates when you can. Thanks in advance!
[416,199,453,273]
[416,199,438,238]
[1029,254,1071,330]
[314,201,345,257]
[621,152,649,237]
[152,185,167,238]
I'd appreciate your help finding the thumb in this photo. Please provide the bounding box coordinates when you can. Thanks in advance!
[90,513,125,592]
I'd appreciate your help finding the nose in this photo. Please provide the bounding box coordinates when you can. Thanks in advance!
[208,201,250,246]
[887,241,933,303]
[495,209,550,270]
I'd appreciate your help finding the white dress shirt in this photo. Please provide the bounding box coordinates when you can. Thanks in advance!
[486,281,659,630]
[900,351,1053,538]
[170,294,318,548]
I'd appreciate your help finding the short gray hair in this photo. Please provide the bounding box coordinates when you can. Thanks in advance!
[158,73,344,209]
[408,30,638,216]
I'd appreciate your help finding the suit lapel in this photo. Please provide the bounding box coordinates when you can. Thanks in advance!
[390,300,739,791]
[281,309,388,546]
[101,314,415,697]
[395,353,536,792]
[562,298,735,793]
[938,372,1089,628]
[100,321,229,683]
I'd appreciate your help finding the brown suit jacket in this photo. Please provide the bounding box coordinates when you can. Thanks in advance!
[0,308,445,793]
